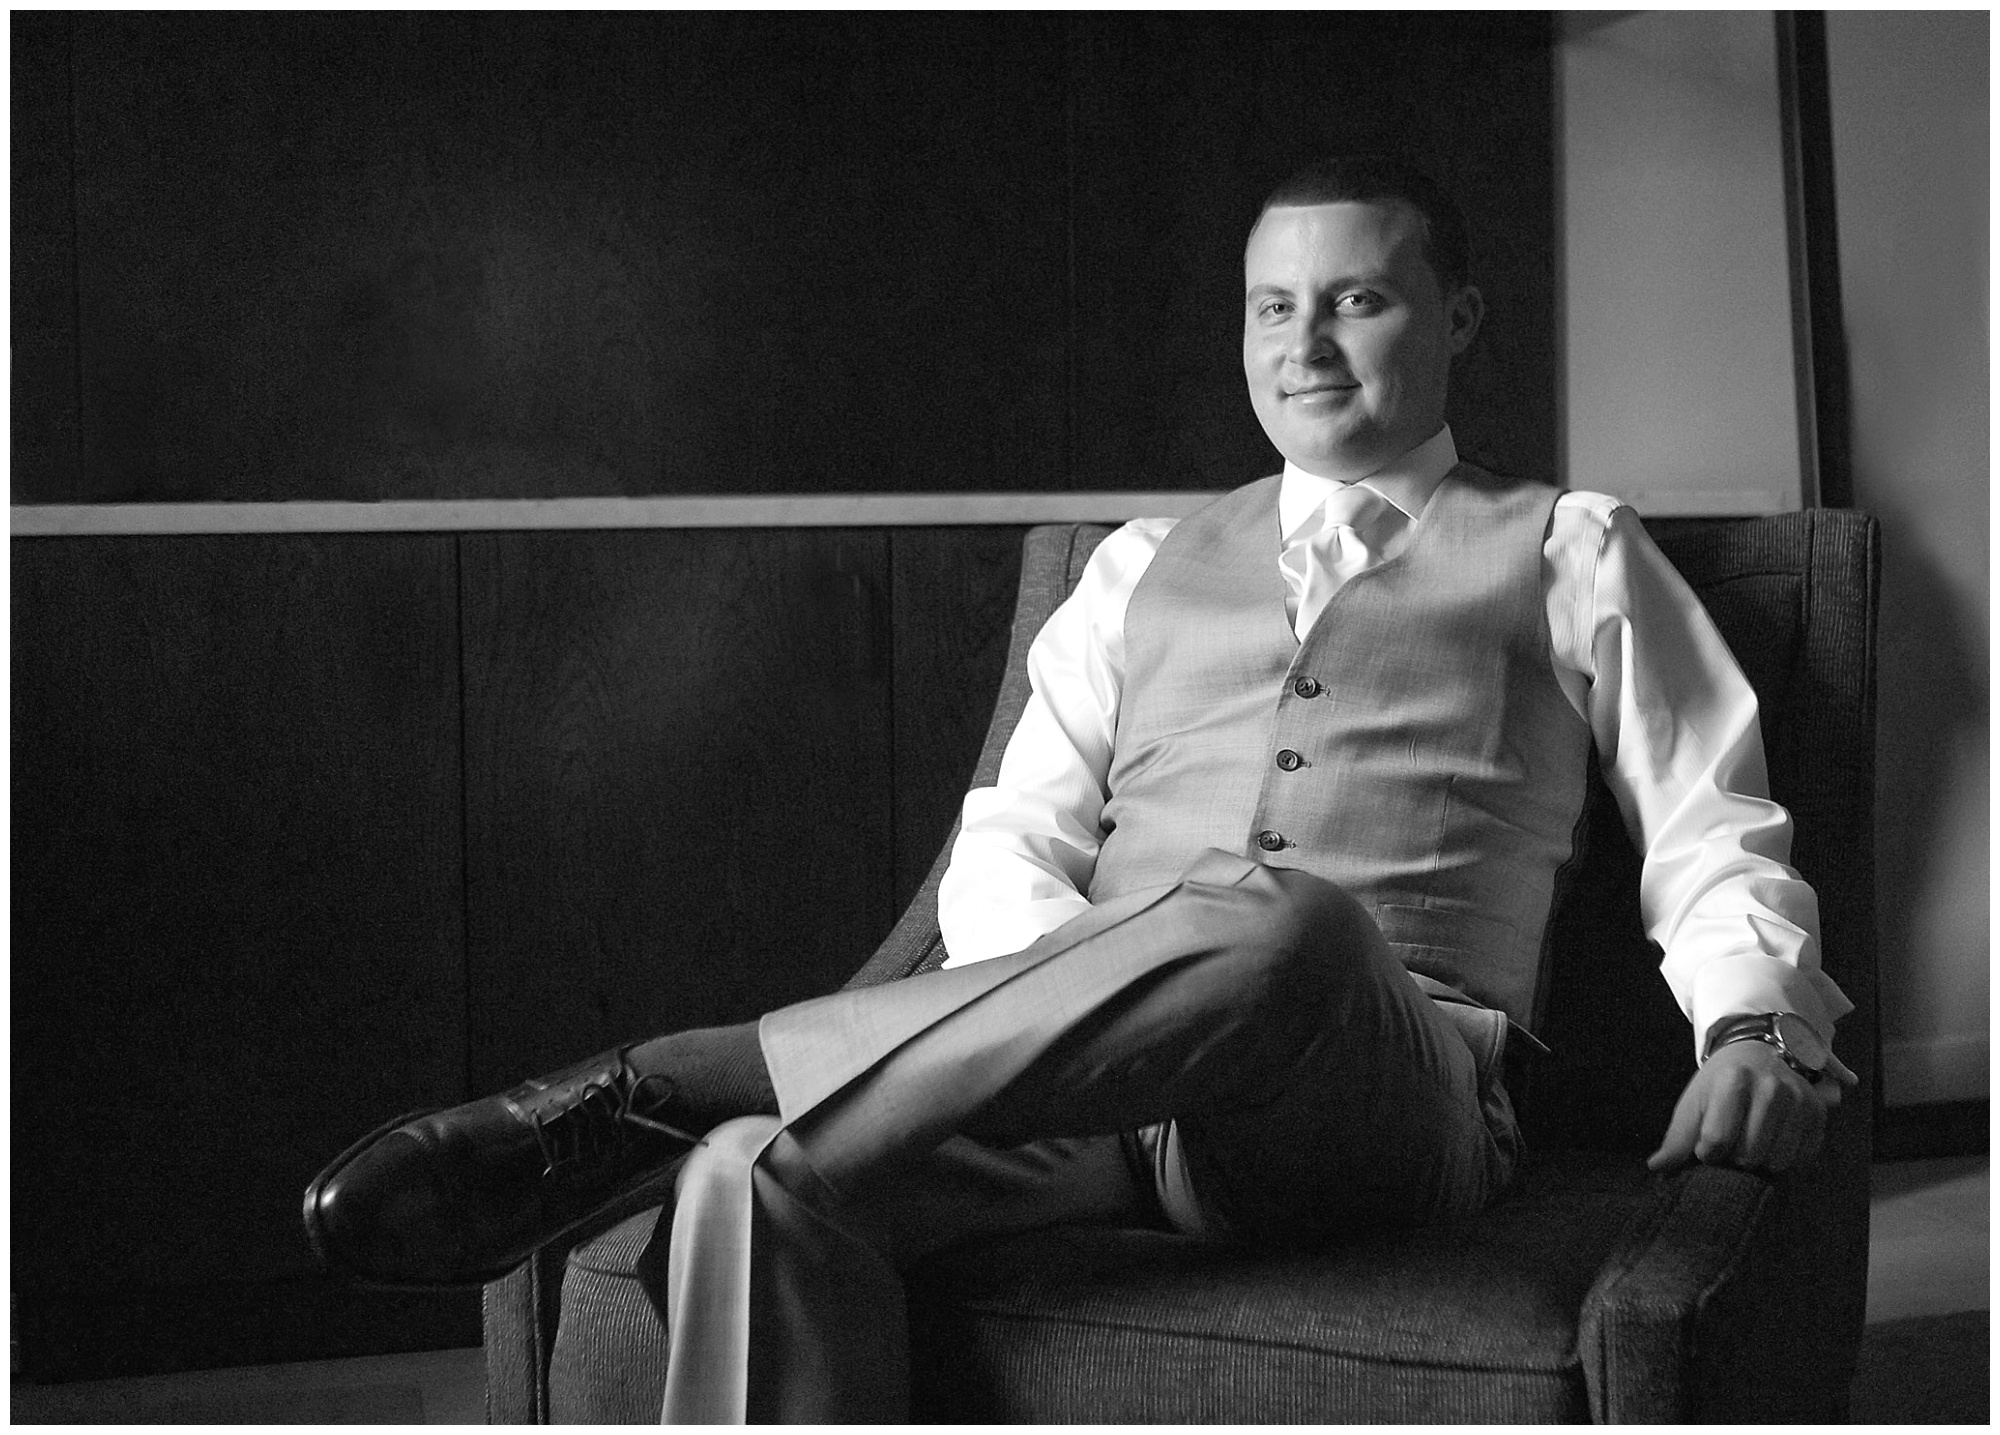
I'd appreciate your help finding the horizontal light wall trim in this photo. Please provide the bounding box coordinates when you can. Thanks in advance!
[11,493,1230,537]
[10,485,1805,536]
[1614,488,1796,517]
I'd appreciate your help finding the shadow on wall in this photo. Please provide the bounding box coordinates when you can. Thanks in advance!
[1866,488,1989,1105]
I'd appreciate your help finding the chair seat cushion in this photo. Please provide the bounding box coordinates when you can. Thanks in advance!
[545,1148,1667,1423]
[906,1149,1660,1422]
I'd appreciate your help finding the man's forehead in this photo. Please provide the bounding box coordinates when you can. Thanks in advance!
[1261,196,1423,227]
[1240,199,1432,291]
[1245,198,1427,275]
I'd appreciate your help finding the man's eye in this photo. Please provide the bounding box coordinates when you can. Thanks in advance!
[1337,292,1384,313]
[1259,299,1293,320]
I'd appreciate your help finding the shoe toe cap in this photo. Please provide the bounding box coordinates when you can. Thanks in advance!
[306,1124,464,1285]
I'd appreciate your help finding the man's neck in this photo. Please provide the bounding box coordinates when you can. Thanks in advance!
[1280,427,1458,538]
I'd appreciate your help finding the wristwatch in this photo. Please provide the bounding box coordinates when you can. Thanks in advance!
[1703,1012,1831,1080]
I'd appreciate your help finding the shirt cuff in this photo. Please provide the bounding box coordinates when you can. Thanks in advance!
[1688,952,1856,1062]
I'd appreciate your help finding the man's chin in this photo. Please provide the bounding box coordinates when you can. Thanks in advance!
[1276,434,1386,481]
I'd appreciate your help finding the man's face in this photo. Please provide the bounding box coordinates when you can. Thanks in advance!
[1242,199,1482,481]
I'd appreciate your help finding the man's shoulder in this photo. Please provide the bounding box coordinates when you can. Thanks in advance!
[1084,476,1284,594]
[1178,471,1286,529]
[1076,514,1181,591]
[1103,513,1182,551]
[1549,489,1656,562]
[1552,487,1629,524]
[1106,473,1282,547]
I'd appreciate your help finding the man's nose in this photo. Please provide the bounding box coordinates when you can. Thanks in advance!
[1285,312,1339,367]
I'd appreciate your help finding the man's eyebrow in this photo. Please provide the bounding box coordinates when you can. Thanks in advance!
[1246,273,1400,302]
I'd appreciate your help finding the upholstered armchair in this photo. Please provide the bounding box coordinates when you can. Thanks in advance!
[484,510,1878,1422]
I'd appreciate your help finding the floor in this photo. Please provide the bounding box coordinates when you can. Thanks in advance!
[1863,1153,1989,1325]
[8,1344,489,1425]
[10,1155,1987,1424]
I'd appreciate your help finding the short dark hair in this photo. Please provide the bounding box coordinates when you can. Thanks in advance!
[1251,155,1472,293]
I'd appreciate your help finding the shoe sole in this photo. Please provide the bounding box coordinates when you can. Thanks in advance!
[302,1109,694,1291]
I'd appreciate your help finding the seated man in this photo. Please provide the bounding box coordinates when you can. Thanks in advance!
[305,155,1856,1422]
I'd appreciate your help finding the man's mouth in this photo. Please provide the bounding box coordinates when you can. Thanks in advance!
[1285,382,1360,401]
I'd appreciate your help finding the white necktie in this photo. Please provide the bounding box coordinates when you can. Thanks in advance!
[1291,485,1393,640]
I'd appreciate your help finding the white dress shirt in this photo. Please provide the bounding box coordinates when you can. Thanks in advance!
[938,427,1854,1057]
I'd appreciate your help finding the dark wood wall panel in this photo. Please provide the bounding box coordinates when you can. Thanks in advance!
[889,527,1028,911]
[1068,12,1557,489]
[10,9,1562,1380]
[11,535,465,1296]
[11,12,80,497]
[23,13,1553,505]
[56,12,1069,504]
[460,529,896,1090]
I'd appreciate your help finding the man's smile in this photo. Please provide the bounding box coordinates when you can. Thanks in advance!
[1284,381,1361,404]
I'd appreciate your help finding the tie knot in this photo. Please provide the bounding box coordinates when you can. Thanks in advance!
[1318,484,1389,537]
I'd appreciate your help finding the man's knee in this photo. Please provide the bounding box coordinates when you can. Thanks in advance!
[1196,860,1387,1002]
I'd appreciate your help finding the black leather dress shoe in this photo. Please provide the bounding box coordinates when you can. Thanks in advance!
[303,1045,699,1288]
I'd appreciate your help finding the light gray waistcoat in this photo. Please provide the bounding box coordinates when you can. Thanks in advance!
[1090,464,1591,1037]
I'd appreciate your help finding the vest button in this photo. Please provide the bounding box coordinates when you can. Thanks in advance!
[1275,749,1303,771]
[1256,829,1286,852]
[1293,676,1322,699]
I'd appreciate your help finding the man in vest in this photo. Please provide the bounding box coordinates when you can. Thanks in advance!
[305,156,1856,1420]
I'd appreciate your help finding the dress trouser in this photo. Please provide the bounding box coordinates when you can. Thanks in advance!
[637,848,1518,1423]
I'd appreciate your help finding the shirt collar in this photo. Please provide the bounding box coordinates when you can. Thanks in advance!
[1278,426,1459,544]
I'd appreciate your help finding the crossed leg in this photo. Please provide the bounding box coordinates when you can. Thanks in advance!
[652,1123,1148,1422]
[637,849,1515,1421]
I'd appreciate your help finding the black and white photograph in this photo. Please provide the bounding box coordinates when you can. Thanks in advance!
[11,9,1987,1425]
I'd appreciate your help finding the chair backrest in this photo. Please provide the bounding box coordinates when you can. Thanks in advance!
[849,513,1879,1160]
[847,524,1114,989]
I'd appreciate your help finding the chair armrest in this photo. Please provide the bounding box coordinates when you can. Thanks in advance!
[846,828,954,989]
[482,1162,684,1423]
[1578,1142,1868,1422]
[846,524,1113,994]
[1578,1163,1772,1421]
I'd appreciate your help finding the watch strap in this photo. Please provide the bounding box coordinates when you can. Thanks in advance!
[1704,1012,1824,1079]
[1704,1013,1777,1063]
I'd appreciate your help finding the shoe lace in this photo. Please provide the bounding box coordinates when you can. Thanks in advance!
[529,1065,700,1182]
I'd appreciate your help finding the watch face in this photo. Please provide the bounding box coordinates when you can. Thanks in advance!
[1774,1012,1830,1071]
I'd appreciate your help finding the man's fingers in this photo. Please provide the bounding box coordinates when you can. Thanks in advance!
[1646,1088,1705,1171]
[1693,1066,1752,1165]
[1651,1042,1849,1177]
[1733,1070,1831,1174]
[1736,1077,1783,1169]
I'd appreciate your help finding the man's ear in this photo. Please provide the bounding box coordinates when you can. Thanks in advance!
[1445,286,1484,355]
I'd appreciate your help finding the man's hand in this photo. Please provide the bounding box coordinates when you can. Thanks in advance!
[1647,1039,1859,1175]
